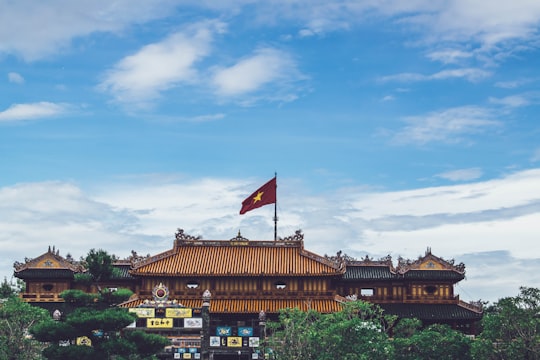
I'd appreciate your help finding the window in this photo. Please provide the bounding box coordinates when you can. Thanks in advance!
[360,288,374,296]
[425,285,437,295]
[42,284,54,292]
[275,281,286,290]
[187,281,199,289]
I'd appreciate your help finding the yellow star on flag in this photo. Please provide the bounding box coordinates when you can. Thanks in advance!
[252,191,264,203]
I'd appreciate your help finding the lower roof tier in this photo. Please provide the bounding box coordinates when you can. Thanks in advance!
[380,303,482,321]
[120,296,344,314]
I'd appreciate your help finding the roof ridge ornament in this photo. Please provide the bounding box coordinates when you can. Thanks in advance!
[230,230,249,242]
[279,229,304,242]
[396,251,466,274]
[175,228,202,242]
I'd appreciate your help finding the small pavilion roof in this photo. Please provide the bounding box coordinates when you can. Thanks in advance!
[14,246,82,279]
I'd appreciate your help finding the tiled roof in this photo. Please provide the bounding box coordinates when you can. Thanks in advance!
[14,268,75,280]
[343,266,464,282]
[380,303,482,321]
[14,248,80,273]
[131,240,341,277]
[343,266,396,280]
[401,270,464,281]
[119,297,343,314]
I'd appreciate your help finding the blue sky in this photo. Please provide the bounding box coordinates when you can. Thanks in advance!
[1,0,540,303]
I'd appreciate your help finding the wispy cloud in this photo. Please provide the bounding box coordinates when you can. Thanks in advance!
[436,168,483,181]
[494,78,535,89]
[2,169,540,302]
[531,148,540,162]
[2,1,539,67]
[0,102,69,122]
[426,48,474,64]
[0,0,179,61]
[391,106,501,145]
[489,92,540,107]
[392,0,540,55]
[99,21,225,107]
[380,68,492,83]
[211,47,305,100]
[7,72,24,84]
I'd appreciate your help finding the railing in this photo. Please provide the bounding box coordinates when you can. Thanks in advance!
[459,299,483,313]
[20,293,64,302]
[405,295,459,302]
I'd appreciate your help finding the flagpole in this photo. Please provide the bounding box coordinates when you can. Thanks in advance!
[274,172,278,241]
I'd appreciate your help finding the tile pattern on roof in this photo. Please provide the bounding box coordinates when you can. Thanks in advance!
[131,230,341,276]
[342,266,396,280]
[119,297,342,314]
[341,247,465,280]
[380,303,483,320]
[14,268,76,280]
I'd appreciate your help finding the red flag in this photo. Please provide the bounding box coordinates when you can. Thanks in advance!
[239,177,277,215]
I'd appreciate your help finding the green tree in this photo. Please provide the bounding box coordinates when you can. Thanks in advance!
[0,296,50,360]
[267,301,395,360]
[29,248,167,359]
[60,289,99,307]
[0,278,14,299]
[471,286,540,360]
[83,248,115,290]
[393,323,472,360]
[267,307,321,360]
[30,307,169,359]
[392,317,422,338]
[313,301,395,360]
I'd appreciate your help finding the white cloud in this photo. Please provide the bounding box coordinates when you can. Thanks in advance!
[0,0,179,61]
[211,47,304,98]
[531,148,540,162]
[494,78,534,89]
[418,0,540,47]
[436,168,483,181]
[196,1,540,64]
[391,106,501,145]
[426,49,473,64]
[2,169,540,303]
[7,72,24,84]
[0,102,68,122]
[99,21,224,107]
[380,68,492,83]
[2,1,539,67]
[489,92,540,107]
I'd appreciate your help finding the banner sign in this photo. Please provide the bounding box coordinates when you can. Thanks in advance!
[166,308,193,318]
[184,318,203,328]
[238,327,253,336]
[249,337,260,347]
[210,337,220,347]
[227,337,242,347]
[216,326,232,336]
[129,308,155,318]
[147,318,173,328]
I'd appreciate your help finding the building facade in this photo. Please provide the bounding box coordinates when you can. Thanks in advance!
[14,229,483,359]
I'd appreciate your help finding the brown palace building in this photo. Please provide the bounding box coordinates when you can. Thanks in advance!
[14,228,482,359]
